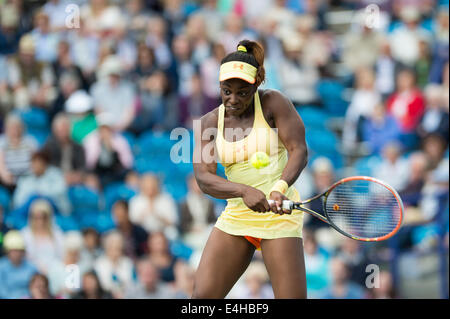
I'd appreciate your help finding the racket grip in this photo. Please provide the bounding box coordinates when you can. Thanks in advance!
[267,200,294,210]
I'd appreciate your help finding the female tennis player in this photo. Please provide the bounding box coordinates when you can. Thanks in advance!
[192,39,308,299]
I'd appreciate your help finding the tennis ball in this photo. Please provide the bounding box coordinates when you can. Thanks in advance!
[250,151,270,169]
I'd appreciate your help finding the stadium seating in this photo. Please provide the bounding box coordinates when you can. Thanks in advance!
[0,186,10,213]
[316,80,349,117]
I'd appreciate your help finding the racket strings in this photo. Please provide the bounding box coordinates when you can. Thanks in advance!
[325,180,402,239]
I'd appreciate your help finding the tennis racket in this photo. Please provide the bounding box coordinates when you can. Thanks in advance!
[268,176,404,242]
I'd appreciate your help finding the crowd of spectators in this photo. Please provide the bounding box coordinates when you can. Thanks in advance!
[0,0,448,299]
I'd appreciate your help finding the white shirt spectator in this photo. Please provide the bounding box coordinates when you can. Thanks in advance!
[129,192,179,240]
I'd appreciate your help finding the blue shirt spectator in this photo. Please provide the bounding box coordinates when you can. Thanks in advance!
[0,230,37,299]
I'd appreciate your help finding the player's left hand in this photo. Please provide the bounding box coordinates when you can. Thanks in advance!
[269,191,292,215]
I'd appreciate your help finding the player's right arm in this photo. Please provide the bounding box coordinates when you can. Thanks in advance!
[193,110,270,213]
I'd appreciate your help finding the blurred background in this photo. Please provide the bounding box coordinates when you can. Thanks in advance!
[0,0,448,299]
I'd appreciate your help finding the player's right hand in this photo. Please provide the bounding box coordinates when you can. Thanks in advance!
[241,185,270,213]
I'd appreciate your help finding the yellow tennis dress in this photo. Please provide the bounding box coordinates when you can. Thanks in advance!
[214,91,304,241]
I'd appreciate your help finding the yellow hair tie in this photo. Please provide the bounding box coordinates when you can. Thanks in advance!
[237,45,247,53]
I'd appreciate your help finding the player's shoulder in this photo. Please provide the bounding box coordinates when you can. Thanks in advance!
[259,88,293,112]
[199,107,220,129]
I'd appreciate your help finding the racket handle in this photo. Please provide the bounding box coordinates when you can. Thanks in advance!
[267,200,294,210]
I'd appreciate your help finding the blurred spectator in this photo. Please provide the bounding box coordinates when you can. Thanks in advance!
[0,230,37,299]
[179,73,214,130]
[415,39,432,88]
[50,70,83,122]
[129,43,157,88]
[161,0,191,38]
[20,199,64,274]
[389,6,432,67]
[374,39,399,99]
[145,16,172,69]
[13,150,70,214]
[94,230,135,298]
[278,33,319,106]
[386,68,425,147]
[179,175,216,250]
[185,13,211,66]
[129,174,179,239]
[124,257,175,298]
[91,55,137,132]
[146,231,178,283]
[429,9,449,84]
[171,260,194,298]
[373,142,410,192]
[80,0,123,37]
[51,40,88,93]
[336,238,375,288]
[27,273,54,299]
[361,102,402,154]
[195,0,224,40]
[169,33,198,98]
[304,157,335,230]
[6,33,56,109]
[42,113,85,186]
[80,227,102,267]
[318,257,366,299]
[400,151,429,207]
[0,2,23,57]
[30,10,61,64]
[232,261,274,299]
[199,41,226,106]
[0,114,38,190]
[421,133,448,171]
[294,14,331,69]
[66,17,100,81]
[417,84,449,143]
[302,229,330,298]
[219,12,255,54]
[42,0,70,32]
[112,23,138,74]
[342,11,384,72]
[123,0,153,43]
[112,200,148,260]
[65,90,98,144]
[83,113,133,186]
[132,70,179,133]
[342,67,382,152]
[47,231,90,297]
[71,270,113,299]
[367,270,398,299]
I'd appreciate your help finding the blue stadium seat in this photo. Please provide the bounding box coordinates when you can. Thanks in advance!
[77,210,101,230]
[103,183,137,211]
[134,156,170,174]
[353,155,382,176]
[0,186,10,212]
[163,182,188,202]
[20,107,49,131]
[95,212,116,233]
[122,131,137,155]
[316,80,348,116]
[296,106,330,129]
[27,129,49,146]
[170,239,194,261]
[136,131,174,157]
[55,215,80,232]
[305,128,339,155]
[68,186,100,212]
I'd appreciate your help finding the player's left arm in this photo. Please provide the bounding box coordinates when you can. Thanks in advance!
[267,90,308,186]
[265,91,308,214]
